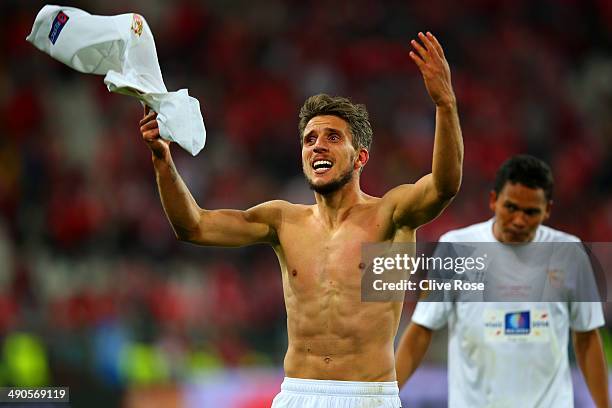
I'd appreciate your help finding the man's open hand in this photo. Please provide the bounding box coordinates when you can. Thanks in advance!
[410,32,456,108]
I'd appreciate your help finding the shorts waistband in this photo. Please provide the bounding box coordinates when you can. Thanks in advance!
[280,377,399,397]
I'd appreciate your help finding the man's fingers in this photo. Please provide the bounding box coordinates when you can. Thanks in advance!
[409,51,425,70]
[417,32,439,59]
[410,38,429,62]
[139,113,150,126]
[427,32,445,58]
[142,129,160,141]
[139,111,157,126]
[140,119,158,132]
[138,105,167,150]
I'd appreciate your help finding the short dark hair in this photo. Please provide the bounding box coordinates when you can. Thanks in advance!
[494,155,554,200]
[298,94,373,151]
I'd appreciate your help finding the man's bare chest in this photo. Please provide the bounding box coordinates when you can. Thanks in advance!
[276,214,391,287]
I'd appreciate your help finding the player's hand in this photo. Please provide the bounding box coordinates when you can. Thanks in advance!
[140,105,170,159]
[409,32,456,108]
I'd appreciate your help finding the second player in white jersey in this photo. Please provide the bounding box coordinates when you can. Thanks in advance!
[395,155,609,408]
[412,219,604,408]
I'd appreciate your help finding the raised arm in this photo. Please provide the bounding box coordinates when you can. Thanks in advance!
[140,107,282,247]
[573,329,611,408]
[386,32,463,229]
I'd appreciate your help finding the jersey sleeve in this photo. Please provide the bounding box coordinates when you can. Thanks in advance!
[569,302,605,332]
[411,301,453,330]
[558,243,605,331]
[558,242,602,302]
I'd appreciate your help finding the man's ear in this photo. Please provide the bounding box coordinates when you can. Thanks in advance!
[489,190,498,213]
[543,200,553,221]
[355,148,369,170]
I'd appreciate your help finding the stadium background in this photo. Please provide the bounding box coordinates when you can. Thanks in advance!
[1,0,611,406]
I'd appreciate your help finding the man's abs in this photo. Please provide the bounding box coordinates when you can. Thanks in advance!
[282,296,401,382]
[283,335,397,381]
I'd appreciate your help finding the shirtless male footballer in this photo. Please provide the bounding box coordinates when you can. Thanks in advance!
[139,32,463,408]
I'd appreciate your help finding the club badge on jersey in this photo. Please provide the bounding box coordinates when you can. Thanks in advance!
[131,14,143,37]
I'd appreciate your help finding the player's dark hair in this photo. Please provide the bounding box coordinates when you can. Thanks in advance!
[298,94,373,151]
[494,155,554,200]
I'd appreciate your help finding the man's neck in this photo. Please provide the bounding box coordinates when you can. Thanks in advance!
[313,181,364,229]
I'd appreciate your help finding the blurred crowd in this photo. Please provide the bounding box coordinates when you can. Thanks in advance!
[1,0,612,404]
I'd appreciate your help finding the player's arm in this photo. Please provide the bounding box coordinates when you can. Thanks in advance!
[386,32,463,229]
[572,329,611,408]
[140,108,281,247]
[395,322,433,389]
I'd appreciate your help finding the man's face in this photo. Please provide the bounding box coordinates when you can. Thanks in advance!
[489,182,552,243]
[301,115,367,194]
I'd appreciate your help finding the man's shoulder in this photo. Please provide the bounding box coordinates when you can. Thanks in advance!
[261,199,296,209]
[536,224,581,243]
[439,220,491,242]
[258,200,311,213]
[248,200,312,233]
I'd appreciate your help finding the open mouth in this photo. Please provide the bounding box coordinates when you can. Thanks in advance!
[312,160,333,174]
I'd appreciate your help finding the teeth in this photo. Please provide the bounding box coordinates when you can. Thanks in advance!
[313,160,332,169]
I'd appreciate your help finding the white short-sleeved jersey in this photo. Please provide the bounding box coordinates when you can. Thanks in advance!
[411,219,605,408]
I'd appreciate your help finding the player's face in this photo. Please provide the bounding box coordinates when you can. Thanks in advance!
[489,182,552,243]
[301,115,366,194]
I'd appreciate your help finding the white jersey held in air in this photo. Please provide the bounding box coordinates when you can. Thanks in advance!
[26,5,206,156]
[411,219,605,408]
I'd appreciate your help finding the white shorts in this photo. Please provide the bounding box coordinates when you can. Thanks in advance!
[271,377,402,408]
